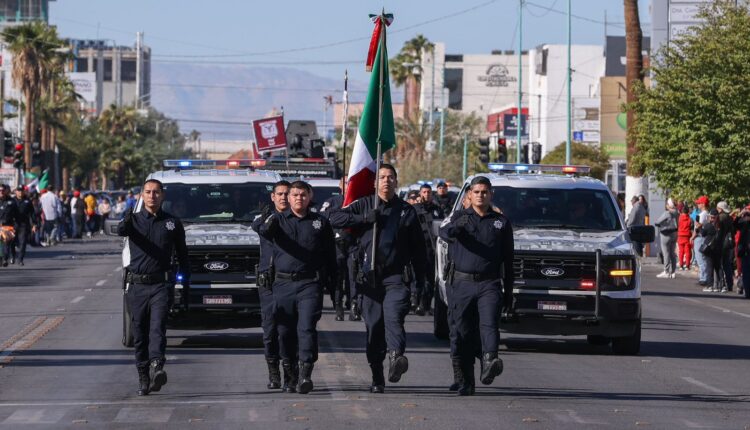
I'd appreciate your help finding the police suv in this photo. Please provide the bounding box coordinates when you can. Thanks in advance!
[121,159,280,346]
[434,164,655,355]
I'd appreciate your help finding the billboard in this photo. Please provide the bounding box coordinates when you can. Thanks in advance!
[252,116,287,153]
[67,72,97,104]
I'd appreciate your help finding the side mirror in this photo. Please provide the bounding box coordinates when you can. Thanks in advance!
[629,225,655,243]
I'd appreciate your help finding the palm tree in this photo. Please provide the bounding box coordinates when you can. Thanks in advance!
[390,35,434,121]
[2,21,66,168]
[99,104,139,189]
[624,0,646,206]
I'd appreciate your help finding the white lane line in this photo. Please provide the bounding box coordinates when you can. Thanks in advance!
[2,408,66,425]
[681,377,730,396]
[70,296,85,304]
[0,398,367,408]
[680,297,750,319]
[114,407,173,423]
[682,419,714,429]
[95,280,107,287]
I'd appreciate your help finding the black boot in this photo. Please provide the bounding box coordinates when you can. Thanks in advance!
[137,365,150,396]
[282,359,298,393]
[335,302,345,321]
[297,361,314,394]
[387,350,408,383]
[266,358,281,389]
[457,361,475,396]
[448,358,464,391]
[479,352,503,385]
[148,359,167,392]
[349,301,362,321]
[369,362,385,393]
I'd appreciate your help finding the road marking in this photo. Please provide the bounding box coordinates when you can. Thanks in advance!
[0,316,65,366]
[2,408,66,424]
[96,280,107,287]
[682,419,714,429]
[114,407,173,423]
[681,377,730,396]
[114,267,122,273]
[0,398,368,408]
[680,297,750,319]
[70,296,85,304]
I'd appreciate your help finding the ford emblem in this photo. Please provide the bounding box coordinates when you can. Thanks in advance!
[541,267,565,277]
[204,261,230,271]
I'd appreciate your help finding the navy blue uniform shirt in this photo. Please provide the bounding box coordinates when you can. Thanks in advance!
[328,195,427,285]
[14,197,35,227]
[257,208,337,277]
[0,196,18,226]
[251,208,276,273]
[118,209,190,279]
[439,206,514,288]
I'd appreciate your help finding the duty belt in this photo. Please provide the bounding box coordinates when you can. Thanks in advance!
[453,270,498,282]
[275,271,319,281]
[127,271,172,284]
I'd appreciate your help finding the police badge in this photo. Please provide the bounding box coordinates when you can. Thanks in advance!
[493,220,504,230]
[312,219,322,230]
[166,220,176,231]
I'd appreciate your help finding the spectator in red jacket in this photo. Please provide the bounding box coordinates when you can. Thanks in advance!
[677,205,694,270]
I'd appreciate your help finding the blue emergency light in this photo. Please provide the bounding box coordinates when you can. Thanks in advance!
[487,163,591,174]
[163,159,267,169]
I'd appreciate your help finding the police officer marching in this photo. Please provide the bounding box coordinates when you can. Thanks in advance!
[257,180,337,394]
[251,180,290,390]
[412,183,444,315]
[439,176,514,395]
[329,164,427,393]
[118,179,190,396]
[12,186,36,266]
[0,184,18,267]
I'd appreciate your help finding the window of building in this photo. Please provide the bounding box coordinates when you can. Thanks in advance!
[121,60,136,82]
[445,68,463,110]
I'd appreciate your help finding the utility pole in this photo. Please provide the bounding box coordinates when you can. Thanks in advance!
[429,49,435,138]
[438,91,445,155]
[462,134,468,179]
[135,32,143,109]
[566,0,572,165]
[516,0,523,163]
[114,45,122,107]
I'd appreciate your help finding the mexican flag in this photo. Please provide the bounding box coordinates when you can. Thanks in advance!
[343,15,396,206]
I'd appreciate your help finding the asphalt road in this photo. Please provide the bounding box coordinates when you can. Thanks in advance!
[0,237,749,429]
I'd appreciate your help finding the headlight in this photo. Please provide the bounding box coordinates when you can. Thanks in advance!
[606,258,635,289]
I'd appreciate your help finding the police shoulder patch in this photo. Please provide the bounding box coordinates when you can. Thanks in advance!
[320,202,330,212]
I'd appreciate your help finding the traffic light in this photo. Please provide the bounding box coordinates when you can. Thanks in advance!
[31,142,41,168]
[496,137,507,162]
[12,142,24,169]
[531,142,542,164]
[478,138,490,163]
[2,131,12,161]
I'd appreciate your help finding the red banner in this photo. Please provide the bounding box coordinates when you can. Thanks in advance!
[252,116,287,153]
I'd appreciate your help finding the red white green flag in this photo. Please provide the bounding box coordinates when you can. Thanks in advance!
[344,14,396,206]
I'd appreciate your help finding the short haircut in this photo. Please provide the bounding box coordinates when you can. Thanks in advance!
[143,179,164,191]
[379,163,397,179]
[469,176,491,189]
[289,180,312,194]
[273,180,291,193]
[419,183,432,191]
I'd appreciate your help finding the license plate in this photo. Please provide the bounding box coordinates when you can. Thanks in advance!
[537,301,567,311]
[203,295,232,305]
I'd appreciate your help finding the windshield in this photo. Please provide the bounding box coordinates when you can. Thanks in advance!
[486,186,622,231]
[311,186,340,207]
[161,183,273,223]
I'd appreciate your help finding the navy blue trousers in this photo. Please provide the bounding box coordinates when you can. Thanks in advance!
[259,284,279,360]
[361,274,411,364]
[273,279,323,364]
[126,282,172,367]
[450,279,501,363]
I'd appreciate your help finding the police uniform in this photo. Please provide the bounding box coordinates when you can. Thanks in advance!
[257,208,336,394]
[412,200,444,314]
[118,208,189,396]
[329,194,427,392]
[439,197,514,395]
[434,190,455,216]
[319,194,356,320]
[12,188,35,265]
[251,207,283,390]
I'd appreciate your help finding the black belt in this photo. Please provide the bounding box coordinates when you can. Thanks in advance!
[453,270,498,282]
[127,271,172,284]
[275,271,319,281]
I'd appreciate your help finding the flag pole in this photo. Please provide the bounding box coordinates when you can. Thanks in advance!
[370,10,386,272]
[341,69,349,196]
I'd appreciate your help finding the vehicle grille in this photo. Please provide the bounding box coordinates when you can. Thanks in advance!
[513,254,596,281]
[189,248,259,275]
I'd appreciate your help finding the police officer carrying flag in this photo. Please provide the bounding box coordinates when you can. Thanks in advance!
[257,180,337,394]
[118,179,190,396]
[329,164,427,393]
[251,180,290,390]
[439,176,514,395]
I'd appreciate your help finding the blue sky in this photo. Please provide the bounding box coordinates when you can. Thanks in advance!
[49,0,650,83]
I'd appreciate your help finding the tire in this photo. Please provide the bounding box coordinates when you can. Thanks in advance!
[611,320,641,355]
[587,335,610,346]
[433,293,450,340]
[122,291,134,348]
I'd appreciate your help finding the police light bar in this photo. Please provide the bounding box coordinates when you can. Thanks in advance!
[487,163,591,174]
[163,159,266,169]
[265,156,329,164]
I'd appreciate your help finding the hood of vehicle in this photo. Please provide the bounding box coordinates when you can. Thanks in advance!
[184,223,260,246]
[514,228,633,255]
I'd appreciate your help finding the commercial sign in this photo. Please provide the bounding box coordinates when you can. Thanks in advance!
[478,64,517,87]
[252,116,287,153]
[502,113,527,137]
[0,168,17,189]
[67,72,97,104]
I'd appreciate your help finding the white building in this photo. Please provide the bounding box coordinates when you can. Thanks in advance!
[528,44,605,157]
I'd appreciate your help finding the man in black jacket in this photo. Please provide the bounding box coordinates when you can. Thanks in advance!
[328,164,427,393]
[0,184,18,266]
[11,186,36,265]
